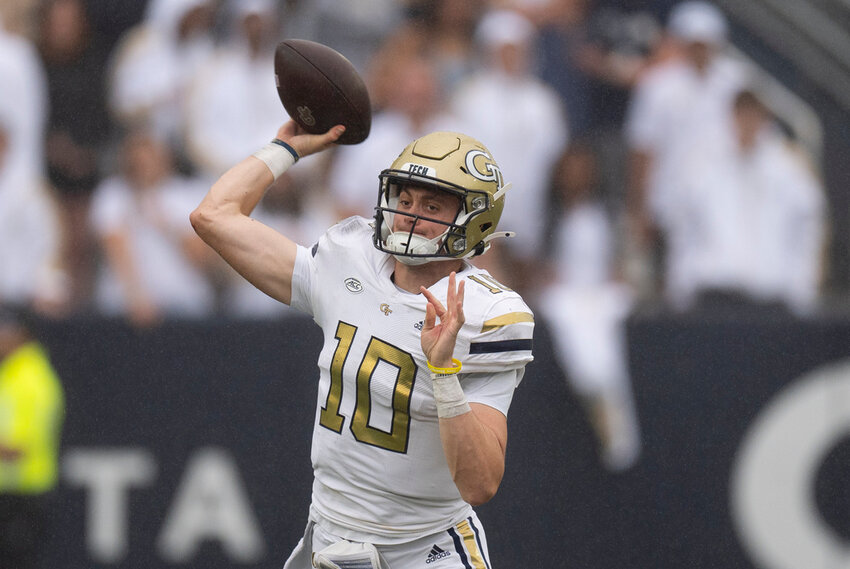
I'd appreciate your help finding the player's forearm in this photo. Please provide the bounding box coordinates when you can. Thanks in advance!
[190,156,300,305]
[199,157,274,220]
[439,407,506,506]
[191,156,275,252]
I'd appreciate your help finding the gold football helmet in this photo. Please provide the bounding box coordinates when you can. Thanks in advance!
[373,131,513,265]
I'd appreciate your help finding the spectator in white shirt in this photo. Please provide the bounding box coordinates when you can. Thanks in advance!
[540,142,640,470]
[0,10,47,185]
[90,129,220,325]
[183,0,287,181]
[0,18,65,312]
[451,7,568,297]
[665,89,827,315]
[624,1,748,296]
[182,0,332,319]
[0,114,64,312]
[107,0,217,156]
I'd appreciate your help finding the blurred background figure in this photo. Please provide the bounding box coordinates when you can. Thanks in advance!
[181,0,331,318]
[328,52,459,221]
[530,0,660,139]
[107,0,217,166]
[36,0,112,311]
[0,305,64,569]
[664,89,827,315]
[0,6,47,186]
[451,7,568,297]
[531,0,661,233]
[89,129,219,327]
[539,142,640,471]
[0,108,66,314]
[281,0,403,75]
[405,0,486,93]
[363,0,485,113]
[0,0,38,37]
[184,0,286,181]
[624,0,748,300]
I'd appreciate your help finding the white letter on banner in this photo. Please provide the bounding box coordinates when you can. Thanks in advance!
[156,447,265,562]
[731,360,850,569]
[63,448,157,563]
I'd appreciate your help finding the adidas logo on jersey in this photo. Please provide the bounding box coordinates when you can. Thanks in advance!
[426,545,451,564]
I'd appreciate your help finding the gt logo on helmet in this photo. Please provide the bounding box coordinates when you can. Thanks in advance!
[465,149,503,187]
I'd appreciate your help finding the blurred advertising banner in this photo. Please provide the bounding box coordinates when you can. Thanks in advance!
[36,313,850,568]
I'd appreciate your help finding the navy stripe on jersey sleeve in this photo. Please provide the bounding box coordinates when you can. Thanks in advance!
[469,338,533,354]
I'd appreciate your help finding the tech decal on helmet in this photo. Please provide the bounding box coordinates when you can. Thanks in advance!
[373,131,514,265]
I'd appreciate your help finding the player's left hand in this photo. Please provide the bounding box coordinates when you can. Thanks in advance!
[420,272,465,369]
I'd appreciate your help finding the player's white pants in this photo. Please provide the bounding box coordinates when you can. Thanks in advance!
[283,511,492,569]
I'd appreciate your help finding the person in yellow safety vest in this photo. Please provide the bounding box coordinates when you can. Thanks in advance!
[0,305,64,569]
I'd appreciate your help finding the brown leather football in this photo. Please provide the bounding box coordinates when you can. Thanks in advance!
[274,39,371,145]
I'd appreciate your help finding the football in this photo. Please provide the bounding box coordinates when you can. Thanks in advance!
[274,39,372,145]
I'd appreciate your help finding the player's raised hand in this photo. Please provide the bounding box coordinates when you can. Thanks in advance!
[275,120,345,158]
[420,272,465,368]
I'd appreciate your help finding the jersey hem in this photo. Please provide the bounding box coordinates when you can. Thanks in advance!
[308,502,474,546]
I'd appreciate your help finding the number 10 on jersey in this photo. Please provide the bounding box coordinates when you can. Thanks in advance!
[319,321,418,453]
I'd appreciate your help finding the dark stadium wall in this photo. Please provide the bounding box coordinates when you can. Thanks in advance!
[37,314,850,569]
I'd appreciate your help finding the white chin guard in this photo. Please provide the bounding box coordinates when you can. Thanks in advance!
[384,231,445,265]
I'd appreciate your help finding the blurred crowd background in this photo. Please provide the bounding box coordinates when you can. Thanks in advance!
[1,2,850,566]
[4,0,847,471]
[0,0,840,324]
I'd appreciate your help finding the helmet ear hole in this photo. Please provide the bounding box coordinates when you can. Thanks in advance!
[479,222,492,232]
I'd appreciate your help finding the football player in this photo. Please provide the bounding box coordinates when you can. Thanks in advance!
[191,121,534,568]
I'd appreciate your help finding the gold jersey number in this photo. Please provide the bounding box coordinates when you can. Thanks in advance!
[319,321,417,453]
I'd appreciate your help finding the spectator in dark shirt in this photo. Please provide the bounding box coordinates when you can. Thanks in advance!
[36,0,112,310]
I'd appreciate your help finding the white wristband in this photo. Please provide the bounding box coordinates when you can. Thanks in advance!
[432,373,471,418]
[252,139,298,180]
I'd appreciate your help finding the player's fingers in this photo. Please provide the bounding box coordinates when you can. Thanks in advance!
[289,125,346,157]
[276,119,301,139]
[420,286,446,316]
[424,300,436,330]
[320,124,346,145]
[455,280,465,326]
[308,125,345,150]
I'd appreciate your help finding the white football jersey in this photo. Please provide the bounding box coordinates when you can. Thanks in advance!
[290,217,534,544]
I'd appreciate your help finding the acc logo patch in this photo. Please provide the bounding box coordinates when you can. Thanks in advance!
[465,149,503,187]
[344,278,363,293]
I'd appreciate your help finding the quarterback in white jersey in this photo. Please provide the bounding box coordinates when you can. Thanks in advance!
[192,120,534,568]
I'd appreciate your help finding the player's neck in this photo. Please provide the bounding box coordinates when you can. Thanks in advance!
[392,258,465,293]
